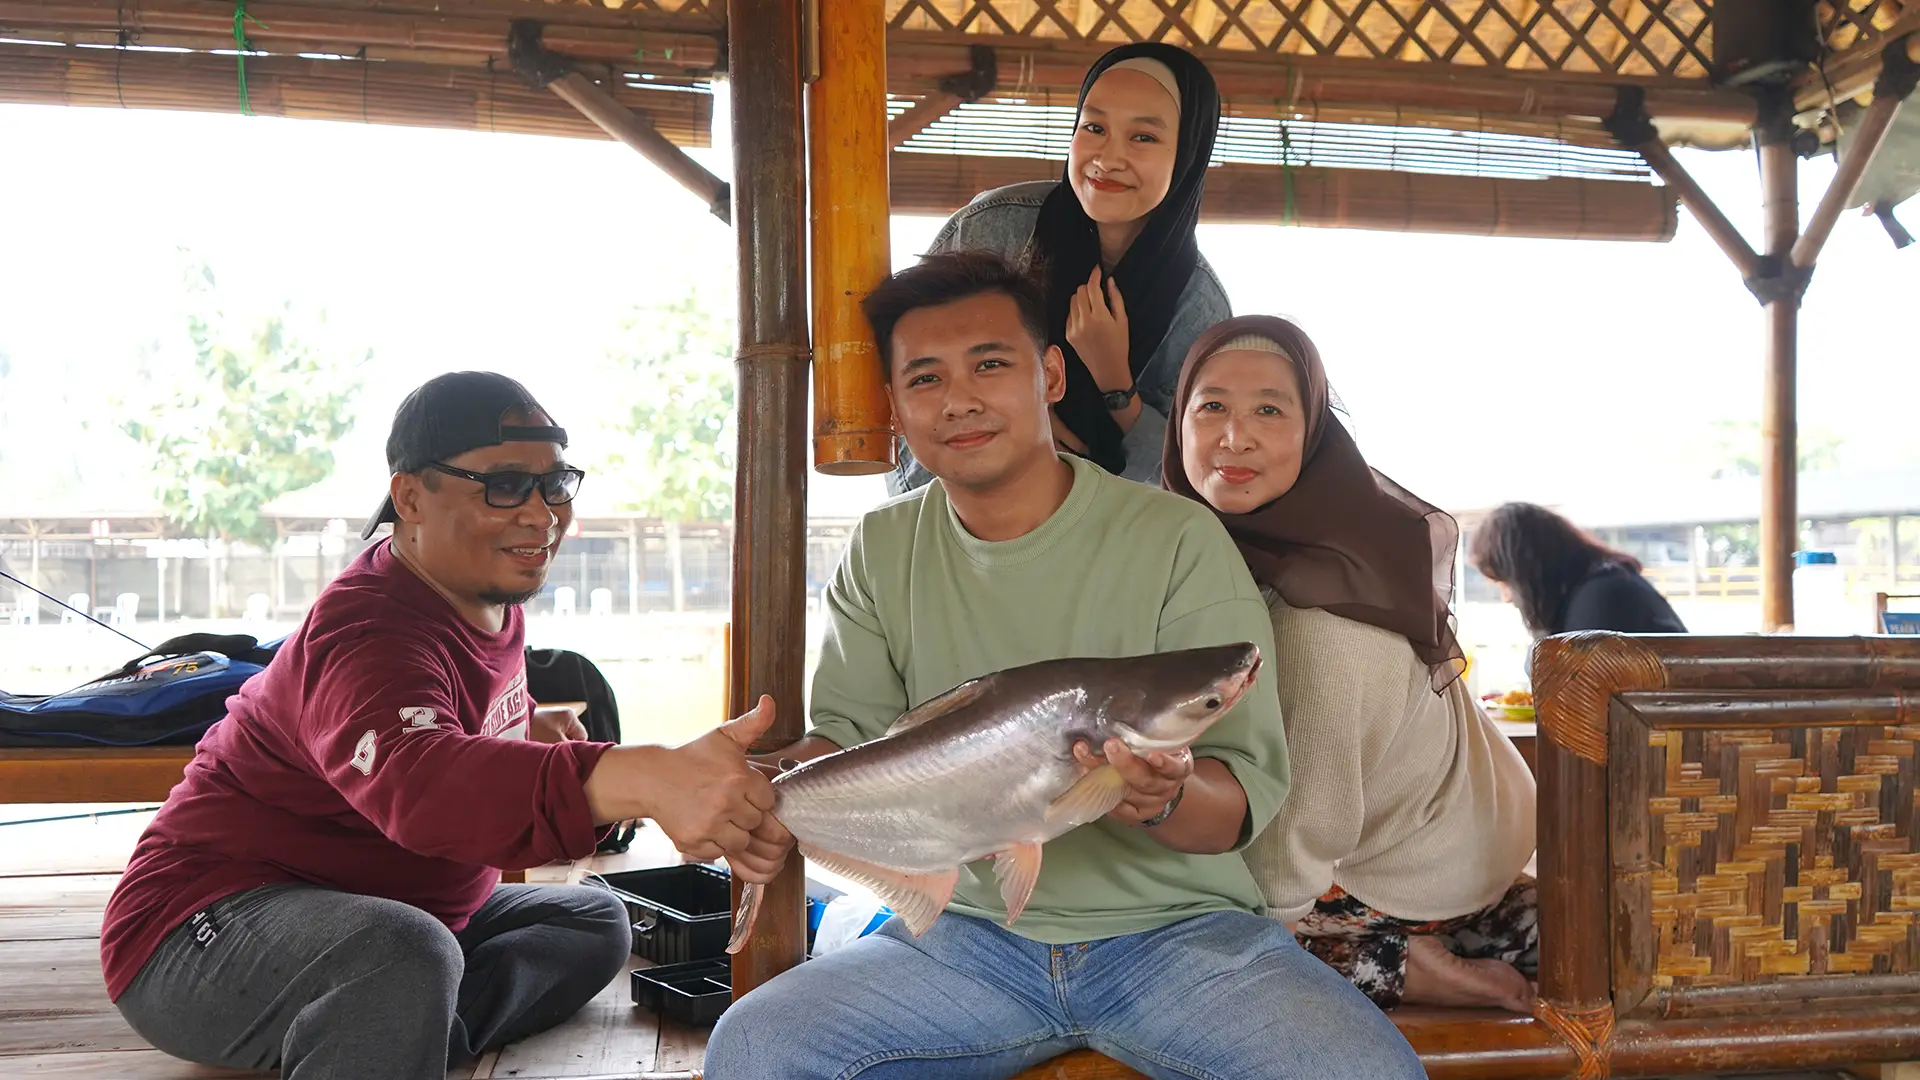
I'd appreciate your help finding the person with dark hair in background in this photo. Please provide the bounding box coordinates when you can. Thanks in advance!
[888,42,1231,494]
[1469,501,1688,639]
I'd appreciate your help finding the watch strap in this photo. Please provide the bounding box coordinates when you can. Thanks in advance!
[1140,782,1186,828]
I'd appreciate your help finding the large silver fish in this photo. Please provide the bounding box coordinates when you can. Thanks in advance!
[725,642,1263,954]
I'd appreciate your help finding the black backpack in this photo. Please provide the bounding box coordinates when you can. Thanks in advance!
[524,646,637,854]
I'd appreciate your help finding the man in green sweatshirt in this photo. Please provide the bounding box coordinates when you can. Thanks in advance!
[705,250,1424,1080]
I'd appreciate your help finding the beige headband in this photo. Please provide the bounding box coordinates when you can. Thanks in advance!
[1211,333,1291,359]
[1102,58,1182,114]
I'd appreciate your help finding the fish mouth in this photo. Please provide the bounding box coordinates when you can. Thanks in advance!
[1110,722,1191,753]
[1213,660,1258,714]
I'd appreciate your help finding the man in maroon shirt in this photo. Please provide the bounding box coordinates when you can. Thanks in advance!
[102,372,790,1078]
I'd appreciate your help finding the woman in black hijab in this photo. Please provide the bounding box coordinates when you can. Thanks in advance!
[886,43,1230,494]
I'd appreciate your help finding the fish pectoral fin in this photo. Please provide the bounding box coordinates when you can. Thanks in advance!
[725,881,764,955]
[992,842,1044,928]
[797,843,958,938]
[883,676,991,737]
[1043,764,1129,830]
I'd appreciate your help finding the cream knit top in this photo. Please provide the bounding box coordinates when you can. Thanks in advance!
[1245,595,1537,924]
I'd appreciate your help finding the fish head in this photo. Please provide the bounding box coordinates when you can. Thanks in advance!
[1096,642,1262,753]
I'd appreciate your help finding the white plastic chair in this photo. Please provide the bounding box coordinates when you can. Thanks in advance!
[61,592,90,624]
[554,586,577,617]
[112,592,139,626]
[245,593,270,622]
[589,588,613,616]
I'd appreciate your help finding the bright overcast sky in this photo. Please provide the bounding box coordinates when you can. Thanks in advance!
[0,90,1912,523]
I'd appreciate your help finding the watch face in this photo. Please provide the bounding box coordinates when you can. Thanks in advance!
[1103,389,1134,410]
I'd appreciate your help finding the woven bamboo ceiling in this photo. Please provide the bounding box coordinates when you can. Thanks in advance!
[2,0,1913,238]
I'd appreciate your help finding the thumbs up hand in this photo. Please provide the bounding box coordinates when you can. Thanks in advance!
[586,696,793,883]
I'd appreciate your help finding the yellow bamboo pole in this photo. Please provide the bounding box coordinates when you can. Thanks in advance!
[808,0,897,476]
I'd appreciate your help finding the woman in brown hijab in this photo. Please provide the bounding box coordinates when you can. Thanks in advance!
[1163,314,1539,1012]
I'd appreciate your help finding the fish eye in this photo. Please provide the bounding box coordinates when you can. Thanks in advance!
[1205,697,1221,710]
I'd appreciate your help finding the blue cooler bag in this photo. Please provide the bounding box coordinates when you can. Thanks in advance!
[0,633,282,749]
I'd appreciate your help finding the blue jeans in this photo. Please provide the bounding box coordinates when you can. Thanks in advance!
[704,910,1425,1080]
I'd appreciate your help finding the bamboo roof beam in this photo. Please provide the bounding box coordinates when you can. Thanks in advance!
[1792,37,1918,268]
[887,44,995,147]
[1794,9,1920,114]
[506,20,730,222]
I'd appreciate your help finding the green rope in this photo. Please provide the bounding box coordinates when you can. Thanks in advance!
[232,0,266,116]
[1278,63,1298,228]
[1279,117,1297,227]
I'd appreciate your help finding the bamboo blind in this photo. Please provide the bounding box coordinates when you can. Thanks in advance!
[0,41,712,144]
[888,150,1679,240]
[886,95,1652,178]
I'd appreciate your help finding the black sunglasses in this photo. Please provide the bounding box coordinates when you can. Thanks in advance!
[427,463,585,510]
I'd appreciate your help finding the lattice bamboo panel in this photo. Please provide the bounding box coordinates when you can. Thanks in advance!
[1819,0,1914,57]
[882,0,1713,77]
[1637,725,1920,988]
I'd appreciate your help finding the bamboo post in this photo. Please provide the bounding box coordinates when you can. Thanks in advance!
[726,0,811,999]
[808,0,896,475]
[1758,103,1800,634]
[1608,86,1810,632]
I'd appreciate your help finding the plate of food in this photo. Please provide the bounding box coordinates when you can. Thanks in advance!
[1480,688,1535,722]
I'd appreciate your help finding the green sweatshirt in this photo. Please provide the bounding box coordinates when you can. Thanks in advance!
[807,454,1290,944]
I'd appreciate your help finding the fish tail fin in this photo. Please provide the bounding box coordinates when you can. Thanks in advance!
[725,880,764,955]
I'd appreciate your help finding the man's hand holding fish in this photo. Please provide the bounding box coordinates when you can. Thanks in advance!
[583,694,792,884]
[1067,739,1243,852]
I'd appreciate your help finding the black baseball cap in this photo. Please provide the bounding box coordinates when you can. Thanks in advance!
[360,371,568,540]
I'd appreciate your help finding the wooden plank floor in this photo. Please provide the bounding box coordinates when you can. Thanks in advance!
[0,831,704,1080]
[0,811,1894,1080]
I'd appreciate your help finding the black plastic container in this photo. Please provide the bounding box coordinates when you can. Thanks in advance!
[630,959,733,1026]
[602,865,735,965]
[603,864,840,965]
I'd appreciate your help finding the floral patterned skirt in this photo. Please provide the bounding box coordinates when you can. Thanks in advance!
[1293,876,1539,1008]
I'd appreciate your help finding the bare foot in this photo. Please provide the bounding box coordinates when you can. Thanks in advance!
[1401,934,1536,1013]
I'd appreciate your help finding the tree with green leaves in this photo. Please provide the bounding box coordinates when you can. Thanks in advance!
[588,281,738,612]
[118,260,368,556]
[1704,419,1844,481]
[598,283,737,522]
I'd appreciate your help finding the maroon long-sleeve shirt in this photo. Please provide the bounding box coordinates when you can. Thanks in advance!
[100,540,614,1000]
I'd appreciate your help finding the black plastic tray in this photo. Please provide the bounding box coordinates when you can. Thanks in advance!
[631,958,734,1026]
[603,864,837,965]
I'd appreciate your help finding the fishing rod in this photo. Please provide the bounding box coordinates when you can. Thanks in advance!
[0,568,153,654]
[0,805,163,829]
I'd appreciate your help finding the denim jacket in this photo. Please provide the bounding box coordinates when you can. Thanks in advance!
[885,180,1233,496]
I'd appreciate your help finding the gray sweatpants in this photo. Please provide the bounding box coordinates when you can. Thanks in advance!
[115,882,633,1079]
